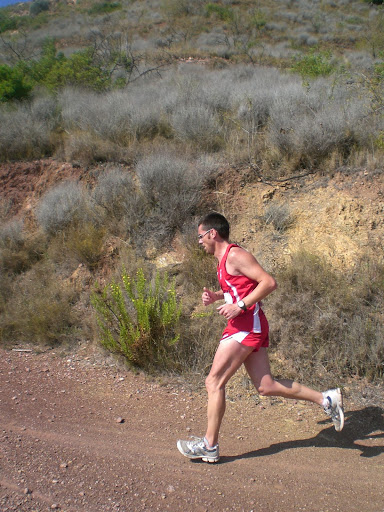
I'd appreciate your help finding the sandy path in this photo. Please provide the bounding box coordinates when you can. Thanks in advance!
[1,348,383,512]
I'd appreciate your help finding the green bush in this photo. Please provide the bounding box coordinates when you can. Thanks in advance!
[91,268,182,370]
[291,50,335,80]
[205,3,234,22]
[88,2,122,15]
[0,65,32,102]
[162,0,204,16]
[374,61,384,82]
[1,39,113,101]
[43,48,111,92]
[23,38,61,84]
[251,9,267,30]
[0,11,18,33]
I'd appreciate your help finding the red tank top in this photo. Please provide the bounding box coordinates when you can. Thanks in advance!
[217,243,262,334]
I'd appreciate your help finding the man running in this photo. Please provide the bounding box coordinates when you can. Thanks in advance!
[177,212,344,463]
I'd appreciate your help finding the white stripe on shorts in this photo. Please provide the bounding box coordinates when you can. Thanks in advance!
[220,331,250,344]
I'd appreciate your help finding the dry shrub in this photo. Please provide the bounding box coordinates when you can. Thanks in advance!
[59,131,128,165]
[135,151,204,246]
[0,102,54,161]
[92,167,146,239]
[171,104,224,152]
[264,202,294,234]
[0,219,46,274]
[0,262,79,346]
[177,224,218,298]
[93,167,138,219]
[36,180,92,236]
[268,250,384,385]
[65,223,106,270]
[176,309,224,374]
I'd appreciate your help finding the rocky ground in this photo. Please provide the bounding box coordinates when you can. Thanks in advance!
[1,345,383,512]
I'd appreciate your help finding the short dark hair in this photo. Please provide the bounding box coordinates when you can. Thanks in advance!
[198,212,230,240]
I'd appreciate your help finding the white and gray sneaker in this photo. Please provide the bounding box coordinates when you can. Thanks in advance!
[323,388,344,431]
[177,436,220,463]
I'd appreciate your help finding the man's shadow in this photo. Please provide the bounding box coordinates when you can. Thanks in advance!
[220,406,384,463]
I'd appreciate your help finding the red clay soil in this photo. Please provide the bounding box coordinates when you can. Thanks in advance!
[1,346,383,512]
[0,159,94,218]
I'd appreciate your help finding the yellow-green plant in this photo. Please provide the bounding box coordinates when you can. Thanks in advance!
[91,268,181,370]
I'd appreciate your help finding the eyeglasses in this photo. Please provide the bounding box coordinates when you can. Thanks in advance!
[198,229,212,240]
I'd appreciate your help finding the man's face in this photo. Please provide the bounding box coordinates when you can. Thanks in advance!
[198,225,214,253]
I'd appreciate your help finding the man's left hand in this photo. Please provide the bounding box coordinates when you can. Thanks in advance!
[216,303,242,320]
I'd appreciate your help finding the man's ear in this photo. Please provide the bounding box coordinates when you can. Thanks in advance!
[210,228,218,239]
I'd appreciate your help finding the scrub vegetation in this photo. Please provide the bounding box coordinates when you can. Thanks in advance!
[0,0,383,383]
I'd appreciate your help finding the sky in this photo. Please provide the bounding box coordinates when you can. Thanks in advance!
[0,0,31,7]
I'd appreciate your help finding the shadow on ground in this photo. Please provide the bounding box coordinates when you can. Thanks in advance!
[220,406,384,463]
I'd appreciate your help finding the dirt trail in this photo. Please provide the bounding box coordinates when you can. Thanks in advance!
[0,347,383,512]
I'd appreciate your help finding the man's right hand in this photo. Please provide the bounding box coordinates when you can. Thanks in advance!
[202,287,217,306]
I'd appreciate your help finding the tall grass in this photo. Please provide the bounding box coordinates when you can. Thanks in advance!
[0,262,79,346]
[0,218,45,274]
[267,251,384,385]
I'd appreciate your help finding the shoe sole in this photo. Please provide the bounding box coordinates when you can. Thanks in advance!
[176,440,220,463]
[334,388,345,432]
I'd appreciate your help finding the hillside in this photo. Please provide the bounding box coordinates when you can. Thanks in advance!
[2,157,383,266]
[1,156,383,382]
[0,0,383,388]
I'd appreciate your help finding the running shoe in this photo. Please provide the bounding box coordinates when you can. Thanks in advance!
[323,388,344,431]
[177,436,220,463]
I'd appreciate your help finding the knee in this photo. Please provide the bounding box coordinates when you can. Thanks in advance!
[205,374,222,394]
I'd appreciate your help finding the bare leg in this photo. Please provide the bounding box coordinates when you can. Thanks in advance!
[204,339,254,447]
[244,348,323,405]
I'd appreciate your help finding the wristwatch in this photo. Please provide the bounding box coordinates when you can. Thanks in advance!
[237,300,247,311]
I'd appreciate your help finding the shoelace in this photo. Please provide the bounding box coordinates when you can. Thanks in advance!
[324,397,334,413]
[324,400,341,422]
[187,436,205,452]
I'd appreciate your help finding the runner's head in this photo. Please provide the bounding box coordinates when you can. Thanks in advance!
[198,212,230,241]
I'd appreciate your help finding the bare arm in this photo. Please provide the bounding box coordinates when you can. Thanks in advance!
[217,247,277,320]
